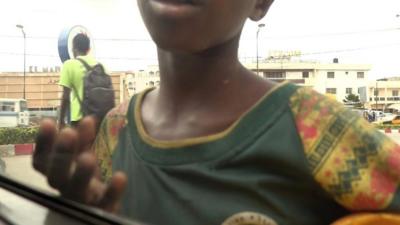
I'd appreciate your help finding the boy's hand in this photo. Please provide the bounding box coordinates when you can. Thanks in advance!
[33,117,127,213]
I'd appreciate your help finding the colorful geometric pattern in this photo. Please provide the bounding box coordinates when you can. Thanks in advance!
[290,87,400,211]
[93,100,130,181]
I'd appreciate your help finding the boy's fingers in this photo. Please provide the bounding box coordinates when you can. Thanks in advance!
[47,128,78,190]
[33,119,57,175]
[98,172,127,212]
[63,153,96,202]
[77,116,98,153]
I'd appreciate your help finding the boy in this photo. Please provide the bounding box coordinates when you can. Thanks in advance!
[58,34,97,130]
[33,0,400,225]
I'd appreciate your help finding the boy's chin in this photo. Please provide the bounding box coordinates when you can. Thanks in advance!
[154,39,210,55]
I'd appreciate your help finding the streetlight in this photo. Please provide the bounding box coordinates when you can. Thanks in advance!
[256,23,265,76]
[16,24,26,100]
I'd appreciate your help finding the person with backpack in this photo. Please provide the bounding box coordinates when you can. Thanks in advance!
[58,33,114,130]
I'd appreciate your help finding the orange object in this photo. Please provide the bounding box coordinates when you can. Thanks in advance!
[332,213,400,225]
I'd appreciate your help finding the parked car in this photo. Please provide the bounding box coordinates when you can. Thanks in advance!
[380,115,400,125]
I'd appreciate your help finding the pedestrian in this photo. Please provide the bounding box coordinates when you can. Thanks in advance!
[34,1,400,225]
[363,110,368,121]
[58,34,97,130]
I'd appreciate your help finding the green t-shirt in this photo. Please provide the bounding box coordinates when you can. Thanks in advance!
[94,83,400,225]
[59,55,97,122]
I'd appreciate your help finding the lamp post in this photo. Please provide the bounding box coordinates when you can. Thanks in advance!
[256,23,265,76]
[16,24,26,100]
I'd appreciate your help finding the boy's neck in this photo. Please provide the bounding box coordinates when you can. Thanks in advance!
[156,35,243,102]
[141,35,273,140]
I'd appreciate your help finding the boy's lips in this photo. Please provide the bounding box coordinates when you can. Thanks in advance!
[148,0,205,18]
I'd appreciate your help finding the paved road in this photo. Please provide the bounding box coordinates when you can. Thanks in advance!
[1,155,56,193]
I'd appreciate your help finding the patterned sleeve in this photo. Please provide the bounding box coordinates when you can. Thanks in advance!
[93,100,130,182]
[289,87,400,211]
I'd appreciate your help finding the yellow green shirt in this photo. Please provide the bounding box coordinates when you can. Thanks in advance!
[59,55,97,122]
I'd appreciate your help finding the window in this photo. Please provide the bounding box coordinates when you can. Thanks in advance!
[327,72,335,79]
[302,71,309,78]
[357,72,365,79]
[393,90,399,97]
[374,90,378,96]
[263,71,285,79]
[326,88,337,94]
[380,97,385,101]
[346,88,352,94]
[0,101,16,112]
[19,101,27,111]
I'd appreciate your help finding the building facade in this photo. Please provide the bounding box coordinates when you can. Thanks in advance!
[0,72,126,110]
[367,77,400,110]
[245,60,372,104]
[0,61,377,111]
[125,65,160,97]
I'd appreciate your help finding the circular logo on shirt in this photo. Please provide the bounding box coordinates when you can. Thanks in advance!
[221,212,278,225]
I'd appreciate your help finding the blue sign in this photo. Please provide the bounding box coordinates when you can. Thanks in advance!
[57,25,93,63]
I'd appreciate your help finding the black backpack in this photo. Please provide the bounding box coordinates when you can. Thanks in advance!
[72,58,115,123]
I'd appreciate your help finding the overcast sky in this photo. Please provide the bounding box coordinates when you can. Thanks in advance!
[1,0,400,80]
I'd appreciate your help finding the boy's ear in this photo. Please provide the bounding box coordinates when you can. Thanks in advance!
[249,0,274,21]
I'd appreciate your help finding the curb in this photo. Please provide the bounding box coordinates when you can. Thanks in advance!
[0,144,35,157]
[379,129,400,134]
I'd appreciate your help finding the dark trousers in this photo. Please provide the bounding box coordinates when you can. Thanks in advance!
[70,120,81,128]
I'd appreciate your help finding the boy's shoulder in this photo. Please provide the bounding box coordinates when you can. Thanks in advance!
[101,97,132,137]
[94,96,133,181]
[287,85,360,161]
[288,86,400,211]
[97,90,146,147]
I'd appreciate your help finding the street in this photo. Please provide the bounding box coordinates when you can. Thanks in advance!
[2,155,56,193]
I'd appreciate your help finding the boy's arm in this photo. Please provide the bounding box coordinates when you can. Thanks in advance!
[290,87,400,211]
[59,87,70,130]
[93,100,130,182]
[58,61,73,128]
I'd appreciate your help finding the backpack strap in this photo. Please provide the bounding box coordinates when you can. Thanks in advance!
[76,58,92,71]
[71,58,91,116]
[71,85,84,108]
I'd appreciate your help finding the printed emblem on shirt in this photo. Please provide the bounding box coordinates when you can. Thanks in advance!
[221,212,278,225]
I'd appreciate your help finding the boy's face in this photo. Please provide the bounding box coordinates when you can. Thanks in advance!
[137,0,272,53]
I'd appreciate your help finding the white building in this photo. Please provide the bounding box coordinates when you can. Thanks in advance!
[245,59,372,103]
[123,60,373,106]
[367,77,400,110]
[125,65,160,96]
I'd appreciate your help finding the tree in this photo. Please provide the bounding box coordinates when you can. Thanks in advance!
[343,94,363,108]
